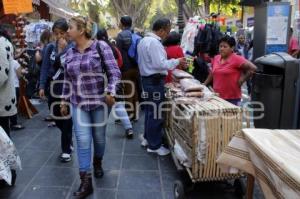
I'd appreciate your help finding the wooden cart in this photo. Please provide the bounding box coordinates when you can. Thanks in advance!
[164,96,248,198]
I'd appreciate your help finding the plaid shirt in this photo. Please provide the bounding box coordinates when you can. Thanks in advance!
[62,40,121,111]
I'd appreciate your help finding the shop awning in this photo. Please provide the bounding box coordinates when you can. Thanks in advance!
[41,0,79,19]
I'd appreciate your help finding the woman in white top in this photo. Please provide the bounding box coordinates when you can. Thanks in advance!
[9,58,28,130]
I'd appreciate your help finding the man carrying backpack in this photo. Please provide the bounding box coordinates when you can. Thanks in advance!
[116,16,141,122]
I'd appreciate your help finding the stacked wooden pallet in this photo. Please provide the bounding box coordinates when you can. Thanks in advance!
[165,96,243,182]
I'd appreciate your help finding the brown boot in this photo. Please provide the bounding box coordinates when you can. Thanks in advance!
[93,157,104,178]
[73,172,93,198]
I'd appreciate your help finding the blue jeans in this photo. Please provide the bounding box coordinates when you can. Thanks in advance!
[72,105,109,172]
[141,77,165,150]
[113,102,132,130]
[226,98,241,106]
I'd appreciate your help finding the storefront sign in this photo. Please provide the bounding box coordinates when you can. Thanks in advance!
[3,0,33,14]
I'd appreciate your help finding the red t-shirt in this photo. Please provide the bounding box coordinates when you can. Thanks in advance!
[165,45,184,83]
[212,53,247,100]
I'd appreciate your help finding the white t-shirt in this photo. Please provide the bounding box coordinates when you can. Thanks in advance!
[12,60,21,88]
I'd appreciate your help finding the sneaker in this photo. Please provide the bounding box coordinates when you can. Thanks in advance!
[125,128,134,139]
[60,153,72,163]
[147,146,170,156]
[48,122,56,127]
[139,134,148,147]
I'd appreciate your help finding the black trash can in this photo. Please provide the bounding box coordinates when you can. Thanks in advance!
[252,52,300,129]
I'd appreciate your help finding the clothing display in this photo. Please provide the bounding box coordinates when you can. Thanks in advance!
[24,20,53,46]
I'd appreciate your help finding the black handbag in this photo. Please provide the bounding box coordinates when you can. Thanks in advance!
[96,42,124,101]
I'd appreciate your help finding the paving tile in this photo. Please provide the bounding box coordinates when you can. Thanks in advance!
[19,186,70,199]
[31,167,76,187]
[10,129,44,152]
[25,129,60,151]
[67,188,116,199]
[94,170,119,189]
[118,171,160,191]
[20,150,53,168]
[103,155,122,170]
[93,189,116,199]
[106,124,126,139]
[15,167,39,186]
[23,116,50,129]
[161,171,181,192]
[71,170,119,190]
[124,136,148,155]
[122,155,158,171]
[0,184,27,199]
[117,190,163,199]
[164,191,174,199]
[159,156,177,171]
[105,138,124,155]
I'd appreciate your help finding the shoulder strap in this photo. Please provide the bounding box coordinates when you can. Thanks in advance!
[96,42,107,74]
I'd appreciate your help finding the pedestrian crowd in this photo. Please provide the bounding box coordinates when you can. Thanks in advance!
[0,15,261,198]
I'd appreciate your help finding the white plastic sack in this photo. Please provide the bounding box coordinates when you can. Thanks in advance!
[181,16,201,54]
[174,140,192,168]
[180,79,203,92]
[172,69,194,79]
[197,119,207,164]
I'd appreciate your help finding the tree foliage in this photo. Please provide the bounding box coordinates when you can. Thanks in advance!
[180,0,241,19]
[69,0,241,29]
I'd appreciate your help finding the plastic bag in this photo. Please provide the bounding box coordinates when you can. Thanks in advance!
[197,119,207,164]
[181,17,201,54]
[174,140,192,168]
[180,79,203,92]
[172,69,194,79]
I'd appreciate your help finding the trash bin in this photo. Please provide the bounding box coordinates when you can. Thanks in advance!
[252,52,300,129]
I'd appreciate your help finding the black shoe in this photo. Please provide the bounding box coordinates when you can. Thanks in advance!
[93,157,104,178]
[115,119,122,125]
[130,118,138,123]
[11,170,16,186]
[43,116,54,122]
[125,128,134,139]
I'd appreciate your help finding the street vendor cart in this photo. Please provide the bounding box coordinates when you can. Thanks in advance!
[164,69,251,198]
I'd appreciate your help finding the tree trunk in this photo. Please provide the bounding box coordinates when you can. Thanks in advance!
[110,0,151,28]
[178,0,185,34]
[204,0,210,15]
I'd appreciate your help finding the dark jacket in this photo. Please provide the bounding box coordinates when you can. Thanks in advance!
[116,28,137,71]
[39,42,73,96]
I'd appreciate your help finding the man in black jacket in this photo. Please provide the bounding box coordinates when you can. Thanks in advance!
[116,16,140,121]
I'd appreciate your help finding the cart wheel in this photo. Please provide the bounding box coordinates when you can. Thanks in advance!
[174,180,186,199]
[234,179,246,196]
